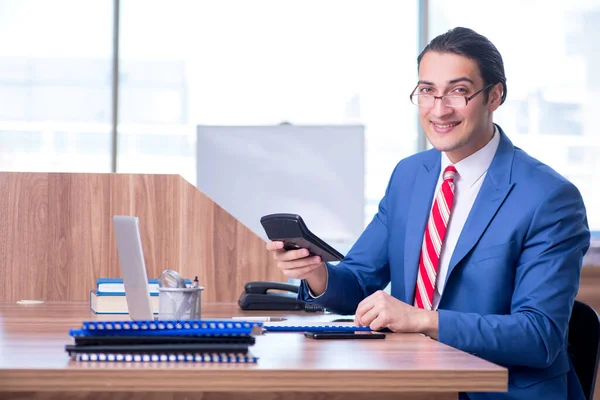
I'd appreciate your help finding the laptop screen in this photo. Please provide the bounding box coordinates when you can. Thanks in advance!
[113,215,155,320]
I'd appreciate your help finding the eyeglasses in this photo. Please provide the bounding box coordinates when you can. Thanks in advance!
[410,83,493,108]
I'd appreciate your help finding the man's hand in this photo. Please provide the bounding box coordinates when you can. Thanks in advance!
[354,290,439,339]
[265,241,328,296]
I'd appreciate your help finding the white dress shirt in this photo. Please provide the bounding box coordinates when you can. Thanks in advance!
[431,126,500,310]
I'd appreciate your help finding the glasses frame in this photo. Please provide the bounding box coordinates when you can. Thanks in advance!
[410,83,494,108]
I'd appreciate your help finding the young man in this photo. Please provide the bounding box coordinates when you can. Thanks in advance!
[266,27,590,399]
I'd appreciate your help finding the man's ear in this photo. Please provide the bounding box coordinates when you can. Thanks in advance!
[488,83,503,112]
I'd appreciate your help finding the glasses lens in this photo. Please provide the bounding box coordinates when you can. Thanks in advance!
[414,95,433,107]
[444,96,466,108]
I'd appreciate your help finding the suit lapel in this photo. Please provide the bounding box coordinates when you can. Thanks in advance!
[403,155,440,303]
[443,127,516,288]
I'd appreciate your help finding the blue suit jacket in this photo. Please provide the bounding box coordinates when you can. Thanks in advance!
[299,126,590,399]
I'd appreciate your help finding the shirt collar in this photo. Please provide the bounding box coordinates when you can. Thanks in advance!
[441,125,500,188]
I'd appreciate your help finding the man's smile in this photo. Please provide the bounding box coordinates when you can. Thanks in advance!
[431,120,462,133]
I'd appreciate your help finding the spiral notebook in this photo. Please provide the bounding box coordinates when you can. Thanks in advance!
[66,343,251,354]
[67,320,262,363]
[262,324,372,332]
[73,335,256,346]
[70,319,263,337]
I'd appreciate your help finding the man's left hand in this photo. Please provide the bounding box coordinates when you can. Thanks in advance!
[353,290,439,339]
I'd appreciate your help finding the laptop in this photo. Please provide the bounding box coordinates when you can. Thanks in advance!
[113,215,155,320]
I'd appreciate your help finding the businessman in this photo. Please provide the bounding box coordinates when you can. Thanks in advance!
[266,27,590,399]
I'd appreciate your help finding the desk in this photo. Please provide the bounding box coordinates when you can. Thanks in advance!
[0,302,507,400]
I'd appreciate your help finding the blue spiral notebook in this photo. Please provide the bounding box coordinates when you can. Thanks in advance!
[70,320,263,337]
[263,324,371,332]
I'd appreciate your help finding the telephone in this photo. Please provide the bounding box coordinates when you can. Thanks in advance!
[237,281,325,311]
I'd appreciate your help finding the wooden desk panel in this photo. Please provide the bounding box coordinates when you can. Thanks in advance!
[0,172,282,303]
[0,302,507,400]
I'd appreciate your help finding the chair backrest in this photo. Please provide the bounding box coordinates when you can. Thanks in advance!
[569,300,600,400]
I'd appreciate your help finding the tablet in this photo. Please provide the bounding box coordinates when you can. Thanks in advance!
[113,215,155,321]
[260,213,344,262]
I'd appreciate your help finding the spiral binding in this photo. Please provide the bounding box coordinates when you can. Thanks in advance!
[263,324,371,332]
[81,320,261,331]
[70,320,263,338]
[70,328,259,337]
[72,352,258,363]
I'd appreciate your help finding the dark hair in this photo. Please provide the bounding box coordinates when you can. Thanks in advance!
[417,27,507,105]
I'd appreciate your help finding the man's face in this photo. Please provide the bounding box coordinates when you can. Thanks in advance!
[416,51,501,163]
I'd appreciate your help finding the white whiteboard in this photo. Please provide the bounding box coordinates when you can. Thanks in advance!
[196,124,365,246]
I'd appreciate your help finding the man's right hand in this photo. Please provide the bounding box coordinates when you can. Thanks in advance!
[265,241,328,296]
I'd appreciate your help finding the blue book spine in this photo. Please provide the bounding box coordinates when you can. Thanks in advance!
[97,278,160,285]
[94,291,158,297]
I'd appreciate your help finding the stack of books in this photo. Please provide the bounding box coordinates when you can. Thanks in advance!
[65,319,262,363]
[90,278,191,314]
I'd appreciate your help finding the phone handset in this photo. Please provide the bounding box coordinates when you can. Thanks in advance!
[244,281,299,295]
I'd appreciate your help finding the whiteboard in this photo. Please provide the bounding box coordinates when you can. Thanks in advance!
[196,124,365,246]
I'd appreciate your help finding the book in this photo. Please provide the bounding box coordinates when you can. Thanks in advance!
[96,277,192,295]
[90,290,158,315]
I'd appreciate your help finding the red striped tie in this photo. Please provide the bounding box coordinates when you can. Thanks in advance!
[414,165,457,310]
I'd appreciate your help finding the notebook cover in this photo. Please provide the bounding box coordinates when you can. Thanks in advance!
[66,342,250,354]
[73,335,256,346]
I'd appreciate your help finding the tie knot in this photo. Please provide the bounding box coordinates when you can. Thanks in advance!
[443,165,457,181]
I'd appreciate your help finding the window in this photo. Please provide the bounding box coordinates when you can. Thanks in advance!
[429,0,600,234]
[0,0,113,172]
[118,0,418,232]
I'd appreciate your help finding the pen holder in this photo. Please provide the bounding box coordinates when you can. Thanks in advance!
[158,286,204,320]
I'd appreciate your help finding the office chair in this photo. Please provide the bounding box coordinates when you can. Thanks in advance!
[568,300,600,400]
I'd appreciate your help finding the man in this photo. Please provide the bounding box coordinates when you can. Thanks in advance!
[266,27,590,399]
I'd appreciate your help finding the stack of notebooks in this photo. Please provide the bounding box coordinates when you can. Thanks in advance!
[66,320,263,363]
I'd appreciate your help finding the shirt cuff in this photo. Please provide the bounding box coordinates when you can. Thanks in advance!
[305,263,329,299]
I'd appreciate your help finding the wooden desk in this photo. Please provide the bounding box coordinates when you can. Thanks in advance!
[0,302,507,400]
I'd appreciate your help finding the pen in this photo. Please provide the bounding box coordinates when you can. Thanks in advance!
[232,317,287,322]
